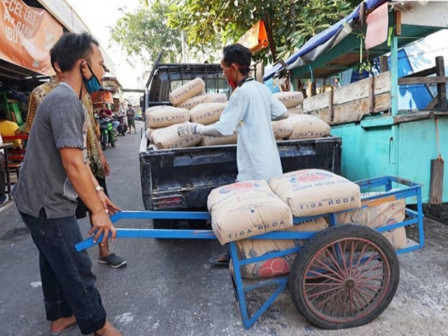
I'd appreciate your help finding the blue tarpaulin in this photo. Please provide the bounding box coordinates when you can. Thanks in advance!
[263,0,387,81]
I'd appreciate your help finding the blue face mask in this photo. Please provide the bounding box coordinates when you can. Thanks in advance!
[82,63,102,94]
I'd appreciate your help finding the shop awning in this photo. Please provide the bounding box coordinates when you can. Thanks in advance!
[263,0,387,81]
[0,0,63,76]
[237,20,269,53]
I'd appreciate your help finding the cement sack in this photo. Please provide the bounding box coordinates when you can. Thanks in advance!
[145,127,153,140]
[231,218,328,279]
[274,91,304,108]
[287,106,303,114]
[176,94,208,110]
[288,114,331,139]
[190,103,227,125]
[270,169,361,217]
[200,125,237,146]
[146,106,190,128]
[272,117,294,140]
[145,105,166,128]
[204,93,227,103]
[208,180,293,245]
[169,78,205,106]
[337,193,407,249]
[150,124,203,149]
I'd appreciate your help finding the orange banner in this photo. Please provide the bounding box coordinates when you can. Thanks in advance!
[237,20,269,53]
[0,0,63,75]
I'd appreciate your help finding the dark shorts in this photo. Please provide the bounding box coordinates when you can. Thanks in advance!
[127,119,135,127]
[75,178,108,219]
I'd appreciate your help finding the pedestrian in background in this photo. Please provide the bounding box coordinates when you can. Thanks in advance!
[126,103,136,134]
[14,32,122,336]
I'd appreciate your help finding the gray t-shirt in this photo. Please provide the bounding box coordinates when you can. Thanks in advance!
[14,84,85,219]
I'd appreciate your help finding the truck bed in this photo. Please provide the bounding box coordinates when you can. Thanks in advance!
[140,136,342,211]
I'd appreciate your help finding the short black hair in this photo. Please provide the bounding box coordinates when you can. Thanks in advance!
[222,44,252,75]
[0,109,9,120]
[51,32,99,72]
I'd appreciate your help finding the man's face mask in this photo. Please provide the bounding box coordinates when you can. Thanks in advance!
[82,63,102,93]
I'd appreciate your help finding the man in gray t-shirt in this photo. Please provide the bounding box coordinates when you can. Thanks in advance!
[15,84,85,217]
[14,33,122,336]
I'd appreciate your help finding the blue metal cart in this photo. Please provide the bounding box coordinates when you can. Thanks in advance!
[76,176,424,330]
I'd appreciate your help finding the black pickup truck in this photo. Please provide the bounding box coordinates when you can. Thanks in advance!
[139,60,342,228]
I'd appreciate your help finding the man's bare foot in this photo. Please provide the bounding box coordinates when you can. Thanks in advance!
[49,315,77,333]
[94,321,122,336]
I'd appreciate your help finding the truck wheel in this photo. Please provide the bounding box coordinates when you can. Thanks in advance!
[289,225,399,330]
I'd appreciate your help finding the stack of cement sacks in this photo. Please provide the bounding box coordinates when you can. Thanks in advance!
[208,169,408,280]
[145,78,333,149]
[272,91,331,140]
[145,78,236,149]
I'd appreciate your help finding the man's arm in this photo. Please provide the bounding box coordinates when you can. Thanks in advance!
[59,147,116,242]
[177,123,223,137]
[97,140,110,176]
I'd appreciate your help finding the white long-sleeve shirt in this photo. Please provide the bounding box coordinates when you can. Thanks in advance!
[211,80,286,182]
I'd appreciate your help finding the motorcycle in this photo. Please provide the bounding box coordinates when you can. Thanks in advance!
[115,115,128,136]
[98,117,117,150]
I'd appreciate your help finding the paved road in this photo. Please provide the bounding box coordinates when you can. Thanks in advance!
[0,120,447,336]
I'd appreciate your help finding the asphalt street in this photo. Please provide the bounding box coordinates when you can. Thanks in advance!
[0,120,447,336]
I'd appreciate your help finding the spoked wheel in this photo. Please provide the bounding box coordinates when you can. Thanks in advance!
[289,225,400,329]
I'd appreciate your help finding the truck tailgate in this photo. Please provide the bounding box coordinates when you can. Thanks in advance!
[140,137,341,211]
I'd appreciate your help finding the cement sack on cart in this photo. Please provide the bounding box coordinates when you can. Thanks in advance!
[199,125,237,146]
[270,169,361,217]
[190,103,227,125]
[146,106,190,128]
[288,114,331,139]
[204,93,227,103]
[150,124,203,149]
[231,218,328,279]
[177,94,208,110]
[274,91,304,108]
[208,180,293,245]
[169,78,205,106]
[337,193,407,249]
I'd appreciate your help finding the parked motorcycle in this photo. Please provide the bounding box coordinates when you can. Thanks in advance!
[98,117,116,150]
[115,115,127,136]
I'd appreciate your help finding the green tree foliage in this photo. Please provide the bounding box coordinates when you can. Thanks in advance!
[167,0,359,64]
[113,0,361,66]
[110,1,182,63]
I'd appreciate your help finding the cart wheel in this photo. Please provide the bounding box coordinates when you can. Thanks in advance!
[289,224,399,329]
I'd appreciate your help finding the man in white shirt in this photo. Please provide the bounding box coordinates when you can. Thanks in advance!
[178,43,287,182]
[178,43,288,265]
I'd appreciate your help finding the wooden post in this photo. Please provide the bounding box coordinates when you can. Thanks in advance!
[435,56,446,109]
[329,89,334,122]
[379,56,389,72]
[430,158,444,204]
[368,76,375,114]
[395,10,402,36]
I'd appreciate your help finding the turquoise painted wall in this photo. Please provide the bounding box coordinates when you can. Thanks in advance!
[331,117,448,203]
